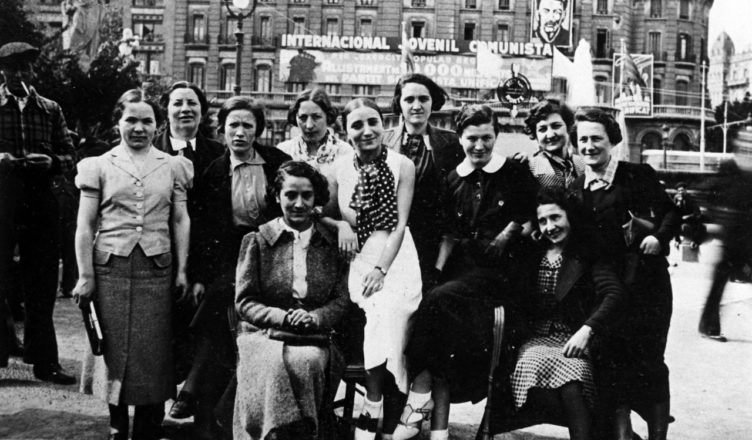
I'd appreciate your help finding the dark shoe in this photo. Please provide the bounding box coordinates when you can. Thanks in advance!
[108,432,127,440]
[33,363,76,385]
[168,391,196,419]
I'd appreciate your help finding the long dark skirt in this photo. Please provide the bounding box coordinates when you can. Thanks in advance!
[405,270,512,404]
[602,255,672,407]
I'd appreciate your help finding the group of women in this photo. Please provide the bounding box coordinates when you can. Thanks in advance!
[70,73,678,440]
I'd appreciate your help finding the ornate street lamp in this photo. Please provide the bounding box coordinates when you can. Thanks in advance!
[224,0,258,96]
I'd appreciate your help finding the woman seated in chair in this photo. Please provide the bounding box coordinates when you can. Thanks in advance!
[233,161,350,440]
[393,104,539,440]
[510,186,627,440]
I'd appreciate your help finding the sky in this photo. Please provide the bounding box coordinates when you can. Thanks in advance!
[708,0,752,51]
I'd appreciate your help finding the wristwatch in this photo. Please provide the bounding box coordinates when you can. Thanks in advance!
[374,266,387,276]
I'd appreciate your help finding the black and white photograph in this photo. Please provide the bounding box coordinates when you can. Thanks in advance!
[1,1,750,440]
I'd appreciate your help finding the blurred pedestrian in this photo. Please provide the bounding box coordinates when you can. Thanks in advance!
[672,182,705,249]
[72,89,192,440]
[695,159,752,341]
[0,42,76,383]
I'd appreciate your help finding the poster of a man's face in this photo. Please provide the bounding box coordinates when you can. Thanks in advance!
[531,0,572,48]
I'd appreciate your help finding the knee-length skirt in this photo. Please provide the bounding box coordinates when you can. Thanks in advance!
[510,332,596,410]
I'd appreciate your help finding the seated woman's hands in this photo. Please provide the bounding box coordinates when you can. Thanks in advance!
[487,221,523,257]
[563,325,593,358]
[284,308,319,333]
[337,221,359,260]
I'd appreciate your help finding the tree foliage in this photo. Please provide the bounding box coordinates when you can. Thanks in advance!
[3,0,144,140]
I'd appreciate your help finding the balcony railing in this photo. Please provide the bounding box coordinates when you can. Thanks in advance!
[652,105,716,121]
[250,35,278,47]
[207,90,394,107]
[133,0,164,6]
[651,51,668,62]
[594,48,615,60]
[184,32,210,45]
[642,150,732,172]
[675,53,696,64]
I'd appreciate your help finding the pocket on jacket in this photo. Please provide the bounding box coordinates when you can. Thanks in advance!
[150,252,172,277]
[93,250,112,274]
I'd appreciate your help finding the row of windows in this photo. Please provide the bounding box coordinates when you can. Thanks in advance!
[187,63,273,93]
[650,0,693,20]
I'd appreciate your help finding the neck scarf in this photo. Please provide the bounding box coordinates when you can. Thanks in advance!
[349,147,399,247]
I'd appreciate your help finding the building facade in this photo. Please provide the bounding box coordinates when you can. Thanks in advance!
[28,0,716,158]
[709,31,752,108]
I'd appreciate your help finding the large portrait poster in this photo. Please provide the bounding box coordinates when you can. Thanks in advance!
[613,53,654,117]
[530,0,573,48]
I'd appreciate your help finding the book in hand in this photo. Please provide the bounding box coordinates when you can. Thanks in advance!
[82,301,104,356]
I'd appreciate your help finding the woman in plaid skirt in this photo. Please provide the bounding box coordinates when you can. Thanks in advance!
[510,186,627,440]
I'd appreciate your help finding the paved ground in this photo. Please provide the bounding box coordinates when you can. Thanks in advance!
[1,239,751,439]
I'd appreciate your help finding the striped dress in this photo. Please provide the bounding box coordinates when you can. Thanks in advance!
[510,254,596,409]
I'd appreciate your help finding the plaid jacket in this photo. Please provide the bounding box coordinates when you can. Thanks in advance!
[0,85,75,174]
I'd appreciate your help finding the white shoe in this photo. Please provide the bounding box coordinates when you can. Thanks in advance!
[392,399,434,440]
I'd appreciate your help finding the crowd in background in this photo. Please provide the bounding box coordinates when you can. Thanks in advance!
[1,39,749,440]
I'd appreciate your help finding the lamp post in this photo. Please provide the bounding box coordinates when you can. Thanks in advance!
[223,0,258,96]
[661,123,670,170]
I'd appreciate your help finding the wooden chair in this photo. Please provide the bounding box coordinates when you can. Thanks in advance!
[333,362,367,440]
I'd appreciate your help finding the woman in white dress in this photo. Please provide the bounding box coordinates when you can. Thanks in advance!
[325,98,422,440]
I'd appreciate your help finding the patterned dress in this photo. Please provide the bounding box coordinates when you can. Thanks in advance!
[510,254,596,409]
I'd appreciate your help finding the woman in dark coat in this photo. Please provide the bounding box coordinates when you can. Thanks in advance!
[571,107,679,440]
[393,105,538,440]
[381,73,464,290]
[178,96,290,438]
[510,186,627,440]
[233,161,350,440]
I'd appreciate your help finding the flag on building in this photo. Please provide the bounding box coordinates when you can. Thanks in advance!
[61,0,105,72]
[476,43,503,80]
[401,21,415,74]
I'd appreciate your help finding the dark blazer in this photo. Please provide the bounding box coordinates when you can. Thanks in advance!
[382,125,464,279]
[518,242,627,340]
[189,144,291,287]
[574,161,679,260]
[235,220,350,334]
[154,130,225,180]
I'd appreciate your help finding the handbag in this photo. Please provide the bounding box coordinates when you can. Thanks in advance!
[81,301,104,356]
[622,210,656,248]
[266,328,331,347]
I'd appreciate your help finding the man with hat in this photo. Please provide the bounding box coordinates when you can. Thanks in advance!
[0,41,76,384]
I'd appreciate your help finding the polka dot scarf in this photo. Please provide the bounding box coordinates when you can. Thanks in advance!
[349,147,399,247]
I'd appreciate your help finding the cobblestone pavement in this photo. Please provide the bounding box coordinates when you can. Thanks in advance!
[1,240,751,439]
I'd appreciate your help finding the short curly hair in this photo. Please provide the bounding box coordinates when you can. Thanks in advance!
[286,88,338,127]
[571,107,623,146]
[454,104,499,137]
[391,73,448,115]
[273,160,330,208]
[524,98,574,140]
[217,96,266,137]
